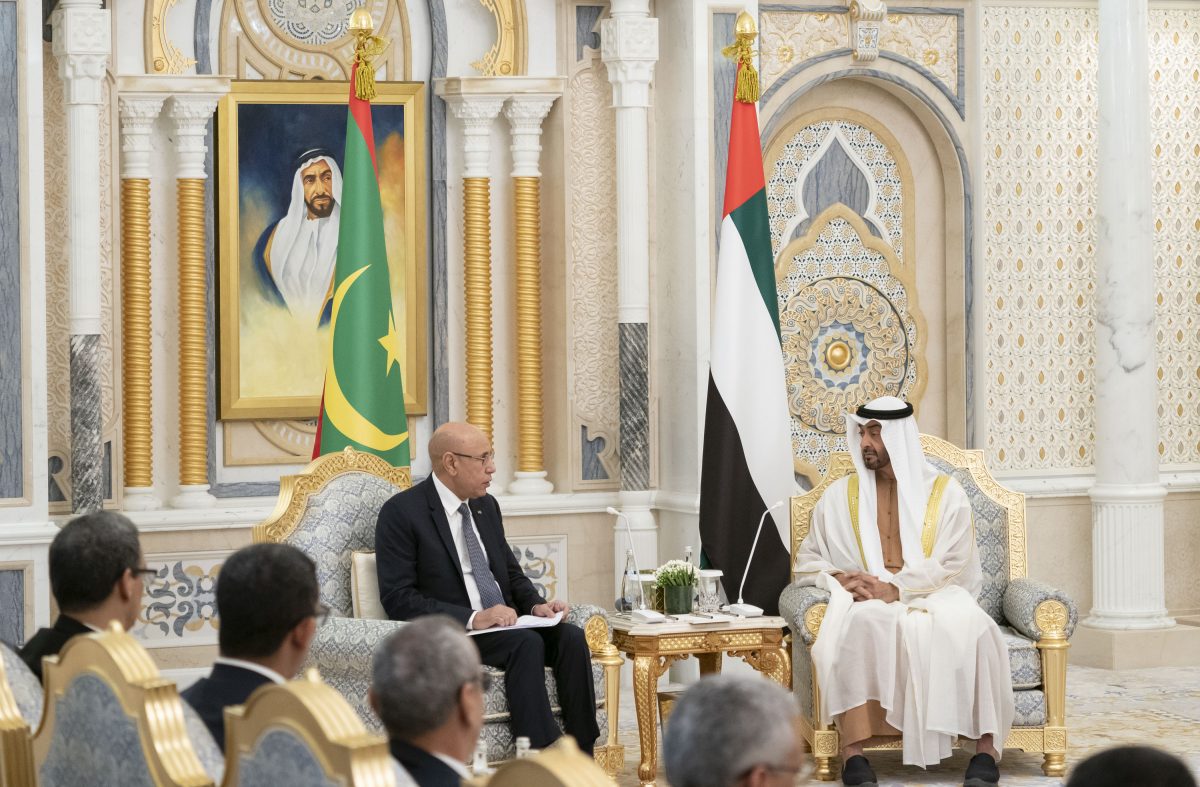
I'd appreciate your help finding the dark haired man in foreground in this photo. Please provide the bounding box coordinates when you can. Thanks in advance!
[181,542,324,751]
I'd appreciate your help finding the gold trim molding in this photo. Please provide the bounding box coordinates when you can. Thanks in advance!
[145,0,197,75]
[472,0,529,76]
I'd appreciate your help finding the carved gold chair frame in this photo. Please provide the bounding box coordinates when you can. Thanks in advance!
[223,670,395,786]
[33,623,212,787]
[0,647,35,787]
[788,434,1070,780]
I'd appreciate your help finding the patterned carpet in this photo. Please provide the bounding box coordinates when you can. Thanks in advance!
[612,666,1200,786]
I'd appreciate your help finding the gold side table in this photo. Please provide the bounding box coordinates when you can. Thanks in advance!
[610,615,791,786]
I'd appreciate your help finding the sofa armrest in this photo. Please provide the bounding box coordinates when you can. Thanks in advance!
[779,582,831,646]
[1003,578,1078,640]
[566,603,611,650]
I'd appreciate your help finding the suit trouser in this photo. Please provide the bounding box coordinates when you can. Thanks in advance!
[472,622,599,754]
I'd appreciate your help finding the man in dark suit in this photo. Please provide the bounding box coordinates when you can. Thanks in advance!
[20,511,151,682]
[181,543,323,751]
[371,616,486,786]
[375,422,599,756]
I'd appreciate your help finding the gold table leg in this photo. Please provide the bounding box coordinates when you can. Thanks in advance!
[632,654,679,786]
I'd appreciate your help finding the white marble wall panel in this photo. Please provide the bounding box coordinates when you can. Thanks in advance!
[982,6,1200,473]
[508,534,569,604]
[133,551,222,648]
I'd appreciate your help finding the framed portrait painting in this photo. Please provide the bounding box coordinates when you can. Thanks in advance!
[217,80,427,420]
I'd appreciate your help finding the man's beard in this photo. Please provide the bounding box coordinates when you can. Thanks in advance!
[862,451,890,471]
[306,196,334,218]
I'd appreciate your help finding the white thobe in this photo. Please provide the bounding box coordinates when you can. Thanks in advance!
[794,474,1014,767]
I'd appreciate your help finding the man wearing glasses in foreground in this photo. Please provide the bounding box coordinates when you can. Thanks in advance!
[375,422,599,756]
[182,542,325,751]
[19,511,154,682]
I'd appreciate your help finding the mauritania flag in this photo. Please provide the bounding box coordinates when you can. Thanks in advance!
[698,63,795,615]
[313,62,410,467]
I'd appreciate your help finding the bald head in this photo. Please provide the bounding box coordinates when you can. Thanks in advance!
[429,422,495,500]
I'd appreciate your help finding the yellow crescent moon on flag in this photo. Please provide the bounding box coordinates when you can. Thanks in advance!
[324,264,409,452]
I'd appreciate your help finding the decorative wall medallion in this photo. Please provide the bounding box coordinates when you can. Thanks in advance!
[219,0,410,81]
[147,0,197,74]
[509,535,568,603]
[134,552,223,647]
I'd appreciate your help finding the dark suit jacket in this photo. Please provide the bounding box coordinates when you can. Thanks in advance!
[180,663,275,752]
[389,739,463,787]
[18,614,91,682]
[375,476,544,626]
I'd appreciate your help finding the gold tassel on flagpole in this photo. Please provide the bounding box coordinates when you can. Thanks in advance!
[348,7,387,101]
[721,10,761,104]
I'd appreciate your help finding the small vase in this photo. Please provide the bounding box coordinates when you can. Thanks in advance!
[663,585,693,615]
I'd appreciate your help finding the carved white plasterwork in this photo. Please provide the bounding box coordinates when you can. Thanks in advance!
[879,12,959,95]
[44,53,120,507]
[118,97,165,180]
[565,41,619,486]
[760,12,846,95]
[982,8,1099,471]
[1149,8,1200,466]
[600,15,658,107]
[218,0,409,81]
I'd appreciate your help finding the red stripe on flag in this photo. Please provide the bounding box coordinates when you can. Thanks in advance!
[721,64,766,218]
[312,389,326,459]
[348,62,378,173]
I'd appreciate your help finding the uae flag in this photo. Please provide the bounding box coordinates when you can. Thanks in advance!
[313,63,410,467]
[698,62,795,615]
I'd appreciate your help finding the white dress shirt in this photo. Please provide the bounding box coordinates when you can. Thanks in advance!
[431,473,505,628]
[213,656,287,685]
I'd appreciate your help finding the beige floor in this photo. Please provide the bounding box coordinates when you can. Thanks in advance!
[611,665,1200,786]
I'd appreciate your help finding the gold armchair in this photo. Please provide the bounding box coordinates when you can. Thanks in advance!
[778,434,1076,780]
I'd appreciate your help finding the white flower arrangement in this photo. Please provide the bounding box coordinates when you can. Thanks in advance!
[654,559,697,587]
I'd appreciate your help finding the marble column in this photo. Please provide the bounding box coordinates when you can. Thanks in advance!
[118,94,165,511]
[602,0,659,595]
[169,93,222,509]
[504,94,557,496]
[441,91,504,447]
[1086,0,1173,630]
[50,0,110,514]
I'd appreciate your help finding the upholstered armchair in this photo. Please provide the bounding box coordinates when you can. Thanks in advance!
[222,671,399,787]
[779,434,1077,781]
[32,622,222,786]
[254,448,616,766]
[1,642,41,787]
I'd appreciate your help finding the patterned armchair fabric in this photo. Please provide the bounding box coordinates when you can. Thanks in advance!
[234,729,341,787]
[256,449,612,764]
[0,641,39,787]
[1,641,43,729]
[779,434,1077,780]
[182,700,225,783]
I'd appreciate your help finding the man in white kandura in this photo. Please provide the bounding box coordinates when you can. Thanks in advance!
[794,396,1013,787]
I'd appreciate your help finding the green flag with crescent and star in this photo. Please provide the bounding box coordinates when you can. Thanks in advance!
[313,63,409,467]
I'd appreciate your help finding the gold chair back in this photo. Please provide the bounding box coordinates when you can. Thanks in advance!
[32,622,213,787]
[221,670,394,787]
[0,644,35,787]
[469,737,615,787]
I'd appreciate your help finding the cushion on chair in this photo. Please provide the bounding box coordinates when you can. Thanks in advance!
[1013,689,1047,727]
[1001,628,1042,690]
[351,551,387,620]
[236,727,340,787]
[39,673,155,787]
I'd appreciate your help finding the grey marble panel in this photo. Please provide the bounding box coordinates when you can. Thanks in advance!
[0,569,24,648]
[790,138,876,245]
[580,425,608,481]
[193,0,212,75]
[429,0,448,428]
[0,3,21,499]
[618,322,649,490]
[576,5,603,62]
[712,12,735,235]
[70,333,103,513]
[760,67,974,444]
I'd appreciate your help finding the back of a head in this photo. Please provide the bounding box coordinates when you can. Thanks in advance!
[1067,747,1196,787]
[49,511,142,614]
[371,615,481,741]
[217,543,318,659]
[664,674,799,787]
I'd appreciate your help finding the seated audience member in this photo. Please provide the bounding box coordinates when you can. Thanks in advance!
[182,543,323,751]
[664,674,804,787]
[375,421,598,755]
[1066,746,1197,787]
[370,615,487,787]
[20,511,151,681]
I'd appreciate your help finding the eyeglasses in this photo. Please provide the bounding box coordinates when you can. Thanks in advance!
[451,451,495,465]
[128,566,158,583]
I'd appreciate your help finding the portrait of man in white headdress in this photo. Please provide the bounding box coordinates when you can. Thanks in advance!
[251,148,344,325]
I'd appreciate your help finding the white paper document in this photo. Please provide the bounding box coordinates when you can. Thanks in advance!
[467,611,563,636]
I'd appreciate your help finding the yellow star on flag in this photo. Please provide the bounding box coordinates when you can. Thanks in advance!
[378,311,402,375]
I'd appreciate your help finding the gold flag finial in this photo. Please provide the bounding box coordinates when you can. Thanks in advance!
[348,7,387,101]
[722,10,760,104]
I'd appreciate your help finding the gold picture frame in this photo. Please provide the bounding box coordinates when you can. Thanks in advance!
[217,79,427,420]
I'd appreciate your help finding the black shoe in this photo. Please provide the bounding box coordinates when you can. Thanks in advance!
[964,752,1000,786]
[842,755,878,786]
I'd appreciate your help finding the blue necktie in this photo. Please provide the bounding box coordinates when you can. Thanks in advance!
[459,503,505,609]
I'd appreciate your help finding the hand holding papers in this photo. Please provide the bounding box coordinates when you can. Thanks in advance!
[468,611,563,636]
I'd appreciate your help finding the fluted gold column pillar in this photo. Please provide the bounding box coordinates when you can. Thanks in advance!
[118,94,165,510]
[505,95,557,495]
[168,93,224,508]
[442,93,504,448]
